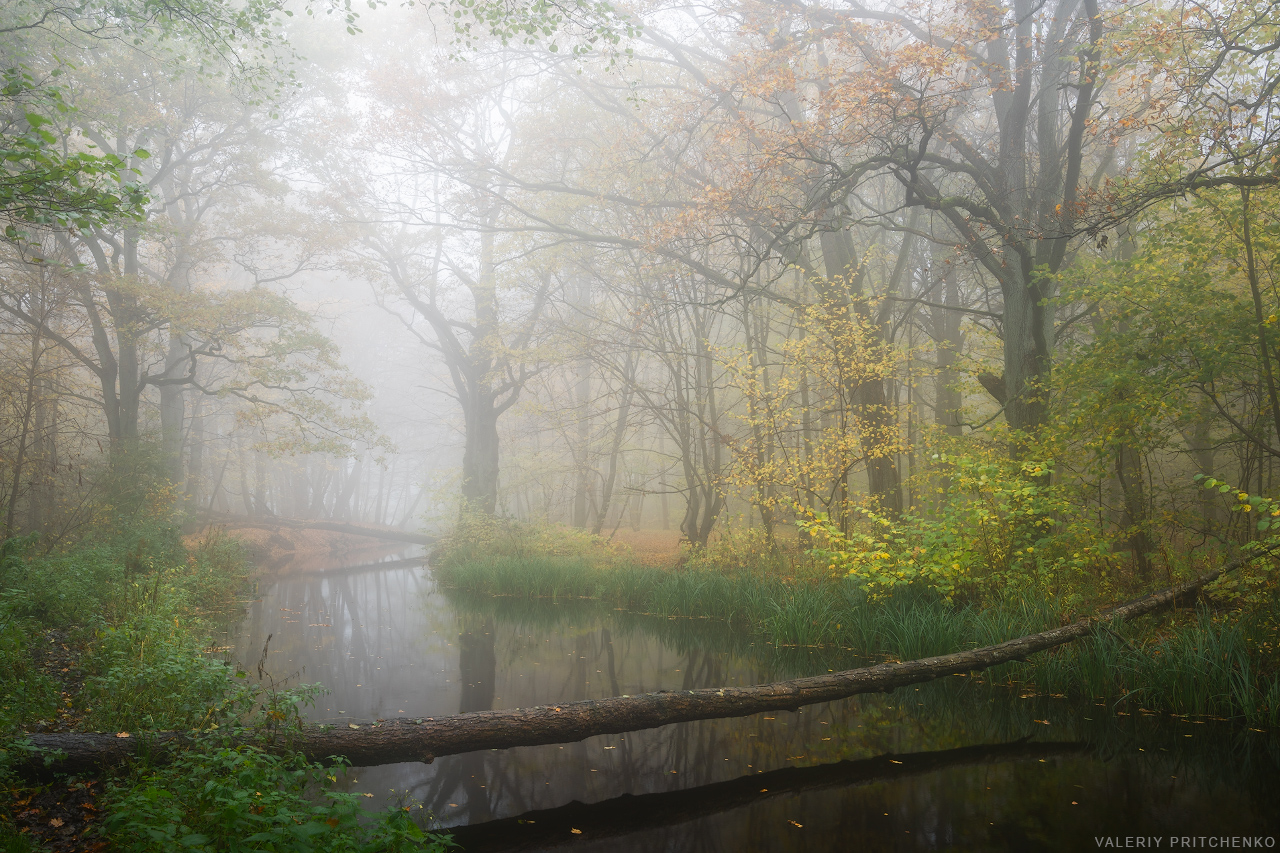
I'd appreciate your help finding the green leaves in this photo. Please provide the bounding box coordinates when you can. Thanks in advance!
[1195,475,1280,533]
[104,742,454,853]
[0,68,151,237]
[426,0,640,60]
[798,449,1096,602]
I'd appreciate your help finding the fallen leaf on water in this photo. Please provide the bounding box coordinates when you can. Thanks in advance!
[570,828,582,835]
[889,759,903,764]
[788,820,803,828]
[759,788,768,793]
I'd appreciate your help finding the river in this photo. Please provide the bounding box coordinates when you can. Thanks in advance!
[232,548,1280,851]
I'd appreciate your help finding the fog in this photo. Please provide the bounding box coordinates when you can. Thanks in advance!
[2,0,1277,553]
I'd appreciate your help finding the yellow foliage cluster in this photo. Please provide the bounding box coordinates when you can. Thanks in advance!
[717,293,901,524]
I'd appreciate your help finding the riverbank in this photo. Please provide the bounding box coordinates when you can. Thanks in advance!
[0,515,453,852]
[432,521,1280,727]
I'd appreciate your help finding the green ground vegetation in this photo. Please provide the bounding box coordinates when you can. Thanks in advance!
[0,461,454,852]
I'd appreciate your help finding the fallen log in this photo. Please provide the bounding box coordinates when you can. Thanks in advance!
[198,512,436,546]
[15,550,1266,776]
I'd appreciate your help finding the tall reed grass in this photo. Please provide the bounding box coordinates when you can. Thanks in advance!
[434,551,1280,725]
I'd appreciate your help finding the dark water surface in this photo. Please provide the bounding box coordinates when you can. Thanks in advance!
[234,550,1280,851]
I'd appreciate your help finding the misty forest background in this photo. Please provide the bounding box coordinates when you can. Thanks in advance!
[4,0,1280,846]
[3,0,1280,696]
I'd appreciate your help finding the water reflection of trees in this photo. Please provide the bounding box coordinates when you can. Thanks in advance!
[235,563,448,720]
[407,610,865,829]
[237,562,1280,845]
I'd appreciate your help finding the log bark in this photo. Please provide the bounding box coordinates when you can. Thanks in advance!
[15,552,1263,776]
[194,513,435,546]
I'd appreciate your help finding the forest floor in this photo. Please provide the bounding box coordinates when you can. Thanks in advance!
[8,630,107,852]
[608,529,683,567]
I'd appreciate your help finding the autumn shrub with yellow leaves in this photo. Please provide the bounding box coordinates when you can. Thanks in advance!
[799,452,1107,606]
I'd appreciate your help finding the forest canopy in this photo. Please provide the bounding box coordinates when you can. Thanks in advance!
[0,0,1278,597]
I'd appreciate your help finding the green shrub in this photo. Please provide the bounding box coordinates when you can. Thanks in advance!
[105,746,453,853]
[82,615,233,732]
[104,682,454,853]
[0,621,58,733]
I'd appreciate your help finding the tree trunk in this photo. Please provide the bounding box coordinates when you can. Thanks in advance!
[185,396,205,506]
[816,229,902,514]
[998,263,1054,436]
[30,376,57,533]
[931,260,965,437]
[4,322,42,536]
[460,401,501,516]
[592,378,634,537]
[159,332,186,485]
[19,552,1256,776]
[333,456,364,521]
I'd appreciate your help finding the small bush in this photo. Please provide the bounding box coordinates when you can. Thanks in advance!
[104,681,454,853]
[105,744,452,853]
[81,615,232,731]
[0,622,58,733]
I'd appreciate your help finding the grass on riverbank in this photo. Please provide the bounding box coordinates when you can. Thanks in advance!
[0,478,454,852]
[432,519,1280,727]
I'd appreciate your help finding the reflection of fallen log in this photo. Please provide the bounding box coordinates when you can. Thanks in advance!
[449,740,1087,852]
[16,552,1261,776]
[276,555,428,578]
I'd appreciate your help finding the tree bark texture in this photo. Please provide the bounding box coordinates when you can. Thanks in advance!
[17,551,1260,777]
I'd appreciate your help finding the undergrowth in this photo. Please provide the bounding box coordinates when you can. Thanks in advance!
[103,683,453,853]
[1,454,455,851]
